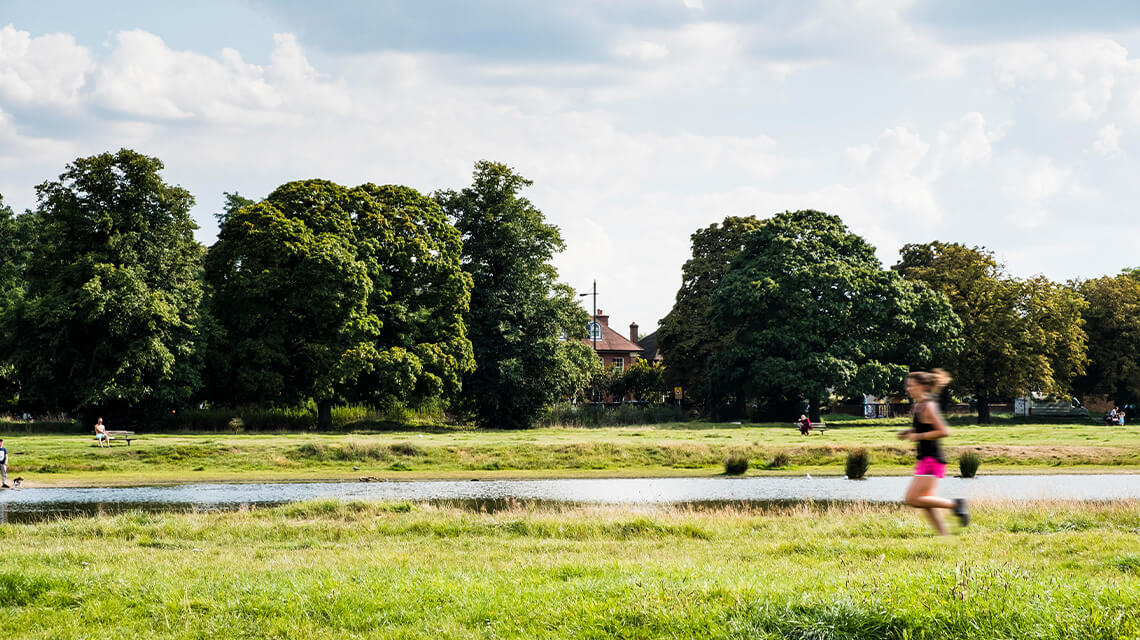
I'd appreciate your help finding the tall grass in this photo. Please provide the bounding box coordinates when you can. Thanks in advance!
[153,402,450,432]
[539,403,688,427]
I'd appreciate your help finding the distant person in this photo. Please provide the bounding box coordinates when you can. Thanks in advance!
[1107,408,1119,425]
[0,438,8,488]
[1119,412,1126,426]
[94,418,110,448]
[897,369,969,536]
[795,414,812,435]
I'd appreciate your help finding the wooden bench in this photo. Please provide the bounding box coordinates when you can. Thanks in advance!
[797,422,826,435]
[95,430,138,446]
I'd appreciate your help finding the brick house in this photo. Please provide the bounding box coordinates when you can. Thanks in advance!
[584,309,643,372]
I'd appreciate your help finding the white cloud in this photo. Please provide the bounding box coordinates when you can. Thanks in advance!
[935,112,995,170]
[615,40,669,62]
[989,37,1140,122]
[0,24,92,108]
[1094,123,1122,157]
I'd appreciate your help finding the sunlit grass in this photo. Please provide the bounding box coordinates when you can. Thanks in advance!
[3,421,1139,486]
[2,500,1139,638]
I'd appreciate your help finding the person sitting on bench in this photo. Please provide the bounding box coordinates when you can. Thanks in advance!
[94,417,110,448]
[796,414,813,435]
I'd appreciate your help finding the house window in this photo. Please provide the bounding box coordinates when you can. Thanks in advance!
[612,358,624,372]
[587,322,602,341]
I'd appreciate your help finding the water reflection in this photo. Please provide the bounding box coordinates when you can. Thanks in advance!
[0,474,1137,523]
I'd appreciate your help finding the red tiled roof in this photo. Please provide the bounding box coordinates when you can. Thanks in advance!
[583,313,642,354]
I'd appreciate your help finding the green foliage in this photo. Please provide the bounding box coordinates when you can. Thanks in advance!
[896,242,1088,422]
[723,452,749,475]
[436,161,596,429]
[0,195,31,406]
[708,211,960,420]
[206,180,473,427]
[2,150,206,415]
[845,448,870,479]
[1074,274,1140,405]
[622,359,667,403]
[658,216,763,410]
[959,450,981,478]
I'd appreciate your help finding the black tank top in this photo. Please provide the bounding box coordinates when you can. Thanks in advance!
[913,402,946,463]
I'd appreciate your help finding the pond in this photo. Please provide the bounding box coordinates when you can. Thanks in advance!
[1,474,1138,523]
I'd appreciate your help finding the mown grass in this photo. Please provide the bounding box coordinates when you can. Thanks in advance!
[2,500,1139,638]
[3,422,1140,486]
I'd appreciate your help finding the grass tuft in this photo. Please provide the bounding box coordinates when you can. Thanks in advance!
[846,448,870,479]
[959,450,982,478]
[723,453,749,475]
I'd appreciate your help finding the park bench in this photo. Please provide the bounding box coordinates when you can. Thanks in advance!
[798,422,826,435]
[95,430,138,446]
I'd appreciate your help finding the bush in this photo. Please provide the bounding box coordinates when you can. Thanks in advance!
[723,453,749,475]
[845,448,869,480]
[766,452,791,470]
[959,450,981,478]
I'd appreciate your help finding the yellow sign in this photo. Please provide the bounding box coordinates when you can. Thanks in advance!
[674,386,683,400]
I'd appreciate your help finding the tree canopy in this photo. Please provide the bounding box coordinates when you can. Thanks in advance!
[436,160,598,429]
[708,210,960,420]
[0,195,33,406]
[895,241,1087,422]
[2,150,206,416]
[206,179,473,427]
[1073,273,1140,406]
[657,216,763,410]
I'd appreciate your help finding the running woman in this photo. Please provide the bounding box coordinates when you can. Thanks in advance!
[897,369,969,535]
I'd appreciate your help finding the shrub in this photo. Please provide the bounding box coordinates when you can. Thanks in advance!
[845,448,869,480]
[959,450,981,478]
[723,453,749,475]
[766,452,791,470]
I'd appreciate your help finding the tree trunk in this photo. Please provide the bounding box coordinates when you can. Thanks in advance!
[976,394,991,424]
[317,400,333,431]
[809,396,821,423]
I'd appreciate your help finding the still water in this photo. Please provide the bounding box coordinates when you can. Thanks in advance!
[1,474,1138,523]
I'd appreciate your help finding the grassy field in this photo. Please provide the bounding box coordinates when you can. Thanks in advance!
[1,418,1138,486]
[2,500,1139,638]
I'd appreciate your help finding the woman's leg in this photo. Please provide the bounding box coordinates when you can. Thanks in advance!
[904,475,954,535]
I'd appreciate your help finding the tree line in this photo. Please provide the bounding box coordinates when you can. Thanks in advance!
[657,212,1140,423]
[4,150,1134,428]
[0,150,597,429]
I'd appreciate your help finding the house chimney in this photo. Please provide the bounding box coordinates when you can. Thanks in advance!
[630,322,639,343]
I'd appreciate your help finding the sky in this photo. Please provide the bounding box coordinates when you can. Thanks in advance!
[3,1,1140,333]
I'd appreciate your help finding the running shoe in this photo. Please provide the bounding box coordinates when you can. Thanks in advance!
[953,498,970,527]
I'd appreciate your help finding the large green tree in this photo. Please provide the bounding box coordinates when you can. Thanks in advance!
[895,242,1088,422]
[708,210,960,421]
[1073,272,1140,406]
[2,150,206,416]
[206,180,473,428]
[436,161,598,429]
[0,195,34,405]
[657,216,763,410]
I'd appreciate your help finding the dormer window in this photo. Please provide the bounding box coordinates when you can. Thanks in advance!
[587,321,602,340]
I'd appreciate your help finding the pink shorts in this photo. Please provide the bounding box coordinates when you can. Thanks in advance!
[914,457,946,478]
